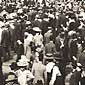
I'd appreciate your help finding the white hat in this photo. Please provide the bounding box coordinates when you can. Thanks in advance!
[23,6,28,9]
[6,75,15,82]
[76,67,81,72]
[10,23,15,29]
[33,27,41,32]
[26,21,31,25]
[56,12,60,16]
[17,40,22,45]
[68,30,76,36]
[72,56,77,61]
[35,15,40,18]
[17,61,28,67]
[1,10,8,16]
[35,52,39,57]
[48,27,52,30]
[5,22,9,25]
[24,32,29,36]
[77,63,82,67]
[17,9,23,13]
[17,55,29,67]
[36,47,42,52]
[20,55,29,62]
[48,14,55,19]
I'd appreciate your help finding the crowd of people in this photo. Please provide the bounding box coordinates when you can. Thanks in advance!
[0,0,85,85]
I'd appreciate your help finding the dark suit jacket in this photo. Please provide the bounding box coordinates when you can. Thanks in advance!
[55,36,61,51]
[32,19,41,28]
[1,29,11,47]
[41,19,49,35]
[78,52,85,70]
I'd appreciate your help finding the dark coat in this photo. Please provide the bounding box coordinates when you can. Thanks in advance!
[1,29,11,47]
[69,39,78,58]
[32,19,42,28]
[78,52,85,70]
[55,36,61,51]
[16,43,24,61]
[70,71,81,85]
[14,21,24,42]
[40,19,49,35]
[58,13,67,28]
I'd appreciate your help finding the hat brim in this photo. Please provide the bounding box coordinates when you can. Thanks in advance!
[54,57,63,60]
[17,62,28,67]
[33,27,41,32]
[45,57,54,60]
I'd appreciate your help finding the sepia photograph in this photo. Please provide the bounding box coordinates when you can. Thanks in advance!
[0,0,85,85]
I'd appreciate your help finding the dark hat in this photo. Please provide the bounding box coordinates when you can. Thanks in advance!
[78,16,83,18]
[54,57,63,60]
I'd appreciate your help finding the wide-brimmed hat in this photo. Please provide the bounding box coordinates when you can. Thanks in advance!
[6,74,16,82]
[17,62,28,67]
[17,55,29,67]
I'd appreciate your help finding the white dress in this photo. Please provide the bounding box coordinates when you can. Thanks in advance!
[16,69,34,85]
[24,34,33,60]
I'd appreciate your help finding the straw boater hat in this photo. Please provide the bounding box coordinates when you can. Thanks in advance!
[26,21,31,25]
[32,27,41,32]
[45,53,54,60]
[6,74,16,82]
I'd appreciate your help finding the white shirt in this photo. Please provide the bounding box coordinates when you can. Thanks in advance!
[16,69,34,85]
[0,28,2,45]
[46,62,55,73]
[24,33,33,50]
[50,66,61,85]
[27,34,33,42]
[33,33,43,46]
